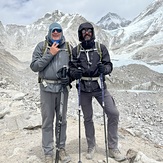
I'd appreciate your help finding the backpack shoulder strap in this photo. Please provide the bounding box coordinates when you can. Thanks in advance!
[76,43,82,59]
[95,42,102,61]
[42,40,48,55]
[65,41,72,56]
[77,43,81,54]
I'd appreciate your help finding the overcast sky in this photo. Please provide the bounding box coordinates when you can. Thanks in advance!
[0,0,155,25]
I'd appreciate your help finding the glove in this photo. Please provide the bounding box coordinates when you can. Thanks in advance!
[61,77,69,87]
[57,67,68,79]
[74,68,83,80]
[98,63,105,74]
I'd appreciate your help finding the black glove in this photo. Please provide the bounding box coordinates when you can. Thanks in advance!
[61,77,69,87]
[57,67,67,79]
[98,63,105,74]
[74,68,83,79]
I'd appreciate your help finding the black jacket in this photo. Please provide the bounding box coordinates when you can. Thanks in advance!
[69,22,113,92]
[69,43,113,92]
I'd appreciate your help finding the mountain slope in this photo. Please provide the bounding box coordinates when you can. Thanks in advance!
[109,0,163,64]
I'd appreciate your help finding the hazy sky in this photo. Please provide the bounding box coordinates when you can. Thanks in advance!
[0,0,154,25]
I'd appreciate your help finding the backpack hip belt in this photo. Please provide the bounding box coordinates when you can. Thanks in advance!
[81,77,99,81]
[41,79,62,84]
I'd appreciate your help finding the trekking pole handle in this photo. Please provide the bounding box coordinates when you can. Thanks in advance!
[62,65,67,78]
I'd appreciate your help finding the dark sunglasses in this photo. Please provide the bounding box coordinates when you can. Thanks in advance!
[52,28,62,33]
[81,28,92,34]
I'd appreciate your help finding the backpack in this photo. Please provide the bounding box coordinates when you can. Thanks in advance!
[76,42,102,61]
[42,40,72,56]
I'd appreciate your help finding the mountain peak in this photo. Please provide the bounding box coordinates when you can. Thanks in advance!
[96,12,131,30]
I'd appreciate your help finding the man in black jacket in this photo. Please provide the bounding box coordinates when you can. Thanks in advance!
[69,22,125,162]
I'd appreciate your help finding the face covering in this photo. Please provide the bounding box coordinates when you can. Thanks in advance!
[51,40,60,44]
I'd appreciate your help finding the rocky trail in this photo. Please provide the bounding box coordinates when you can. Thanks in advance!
[0,63,163,163]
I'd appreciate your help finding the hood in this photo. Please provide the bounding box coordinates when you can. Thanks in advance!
[78,22,95,42]
[47,22,64,46]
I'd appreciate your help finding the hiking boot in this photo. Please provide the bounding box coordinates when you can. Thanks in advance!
[59,148,71,163]
[109,148,126,162]
[45,155,54,163]
[86,146,96,160]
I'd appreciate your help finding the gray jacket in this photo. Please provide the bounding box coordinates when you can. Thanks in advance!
[30,36,70,92]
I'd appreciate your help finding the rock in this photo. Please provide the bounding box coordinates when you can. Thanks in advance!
[126,149,163,163]
[0,110,9,119]
[13,92,26,100]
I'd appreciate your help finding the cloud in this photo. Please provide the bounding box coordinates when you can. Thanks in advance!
[0,0,154,25]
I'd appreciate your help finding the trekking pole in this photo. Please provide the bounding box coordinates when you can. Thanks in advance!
[55,66,67,163]
[100,72,109,163]
[77,68,82,163]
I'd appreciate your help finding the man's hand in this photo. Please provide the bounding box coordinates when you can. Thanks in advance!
[74,68,83,80]
[50,42,60,55]
[98,63,105,74]
[61,77,69,87]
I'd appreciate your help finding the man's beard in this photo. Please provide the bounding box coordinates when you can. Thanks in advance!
[82,39,95,49]
[84,34,91,41]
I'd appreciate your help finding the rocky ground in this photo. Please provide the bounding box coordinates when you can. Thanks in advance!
[0,62,163,163]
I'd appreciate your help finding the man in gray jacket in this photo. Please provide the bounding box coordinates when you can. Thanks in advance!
[30,22,71,163]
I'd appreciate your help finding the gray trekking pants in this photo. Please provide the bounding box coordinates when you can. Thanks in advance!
[40,89,68,156]
[80,89,119,149]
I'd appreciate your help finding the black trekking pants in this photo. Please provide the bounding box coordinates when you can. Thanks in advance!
[80,89,119,149]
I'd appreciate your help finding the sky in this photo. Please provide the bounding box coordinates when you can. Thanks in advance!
[0,0,155,25]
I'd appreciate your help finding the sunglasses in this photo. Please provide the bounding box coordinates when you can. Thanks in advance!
[52,28,62,33]
[81,28,92,34]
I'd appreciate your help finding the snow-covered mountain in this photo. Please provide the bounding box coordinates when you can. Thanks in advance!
[96,12,131,30]
[0,0,162,68]
[109,0,163,65]
[0,10,111,62]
